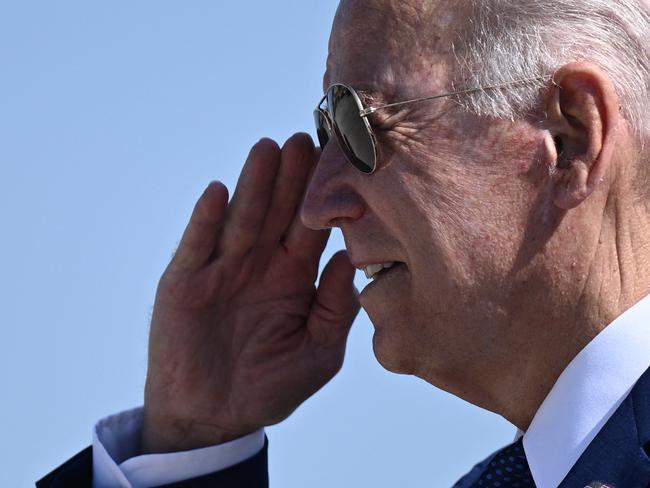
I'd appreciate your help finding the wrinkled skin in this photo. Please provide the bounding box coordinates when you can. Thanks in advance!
[143,0,650,451]
[142,135,359,451]
[302,0,650,429]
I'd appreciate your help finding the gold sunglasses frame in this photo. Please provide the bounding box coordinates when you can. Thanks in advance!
[314,76,549,175]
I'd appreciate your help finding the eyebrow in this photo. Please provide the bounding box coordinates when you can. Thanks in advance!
[356,89,378,106]
[321,80,393,107]
[353,87,392,109]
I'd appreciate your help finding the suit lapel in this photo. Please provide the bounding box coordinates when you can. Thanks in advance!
[558,367,650,488]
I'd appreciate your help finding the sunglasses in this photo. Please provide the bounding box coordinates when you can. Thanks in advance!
[314,77,548,174]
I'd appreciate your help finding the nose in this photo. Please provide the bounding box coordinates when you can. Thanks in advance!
[300,137,365,230]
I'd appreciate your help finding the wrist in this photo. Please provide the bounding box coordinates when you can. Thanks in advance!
[141,411,255,454]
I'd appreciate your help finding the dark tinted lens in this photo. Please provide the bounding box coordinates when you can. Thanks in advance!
[313,110,330,149]
[329,85,376,173]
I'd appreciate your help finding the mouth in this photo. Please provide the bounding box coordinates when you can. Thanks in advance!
[361,262,401,281]
[356,261,408,295]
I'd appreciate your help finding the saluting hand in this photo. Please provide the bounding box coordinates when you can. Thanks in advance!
[142,133,360,453]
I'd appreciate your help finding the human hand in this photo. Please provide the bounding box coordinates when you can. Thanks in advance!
[141,133,360,453]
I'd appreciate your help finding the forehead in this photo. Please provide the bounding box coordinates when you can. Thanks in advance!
[324,0,457,99]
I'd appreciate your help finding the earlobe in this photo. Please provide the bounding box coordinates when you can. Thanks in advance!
[544,62,620,210]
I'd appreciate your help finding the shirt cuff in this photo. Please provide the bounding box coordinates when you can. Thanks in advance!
[92,407,266,488]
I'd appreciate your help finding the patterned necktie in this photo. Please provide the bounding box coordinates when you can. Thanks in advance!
[472,438,536,488]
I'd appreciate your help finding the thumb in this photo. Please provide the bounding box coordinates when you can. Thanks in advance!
[307,250,360,347]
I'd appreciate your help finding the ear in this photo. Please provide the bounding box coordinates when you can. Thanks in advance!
[544,62,620,210]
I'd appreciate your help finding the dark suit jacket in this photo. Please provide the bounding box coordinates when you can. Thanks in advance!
[455,367,650,488]
[38,368,650,487]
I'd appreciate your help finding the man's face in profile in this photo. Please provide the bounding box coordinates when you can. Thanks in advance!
[302,0,552,393]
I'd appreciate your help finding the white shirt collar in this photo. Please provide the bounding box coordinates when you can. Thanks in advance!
[522,294,650,488]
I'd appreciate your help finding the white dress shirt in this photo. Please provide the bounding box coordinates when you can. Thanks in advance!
[92,295,650,488]
[93,410,265,488]
[523,294,650,487]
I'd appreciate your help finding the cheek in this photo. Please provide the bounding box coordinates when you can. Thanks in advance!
[392,176,518,321]
[372,125,540,293]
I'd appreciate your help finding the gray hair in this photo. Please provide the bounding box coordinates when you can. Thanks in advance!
[452,0,650,143]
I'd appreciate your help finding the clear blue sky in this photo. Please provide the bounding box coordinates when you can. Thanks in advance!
[0,2,514,486]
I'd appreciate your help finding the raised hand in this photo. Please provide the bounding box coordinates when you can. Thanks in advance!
[141,133,360,453]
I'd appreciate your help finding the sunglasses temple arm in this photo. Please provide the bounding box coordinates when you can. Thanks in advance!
[360,76,549,117]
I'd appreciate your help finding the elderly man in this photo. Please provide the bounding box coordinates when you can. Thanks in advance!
[39,0,650,487]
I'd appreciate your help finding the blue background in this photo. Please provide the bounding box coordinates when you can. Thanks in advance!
[0,2,514,486]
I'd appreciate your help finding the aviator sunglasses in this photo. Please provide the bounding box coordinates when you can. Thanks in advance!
[314,77,547,174]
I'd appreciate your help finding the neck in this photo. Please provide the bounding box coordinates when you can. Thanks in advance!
[475,158,650,431]
[500,179,650,430]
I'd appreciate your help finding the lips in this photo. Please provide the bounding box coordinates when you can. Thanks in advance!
[357,262,408,301]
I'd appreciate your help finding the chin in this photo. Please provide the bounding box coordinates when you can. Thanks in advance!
[371,330,415,375]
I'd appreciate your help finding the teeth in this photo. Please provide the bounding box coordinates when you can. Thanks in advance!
[363,262,396,280]
[363,264,383,279]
